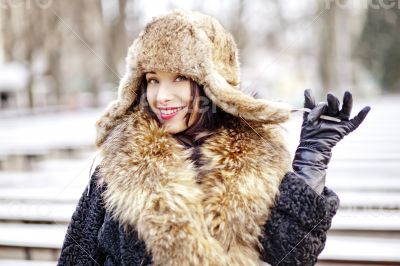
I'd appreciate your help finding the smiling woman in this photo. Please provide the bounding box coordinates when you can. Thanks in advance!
[145,71,196,134]
[56,9,371,266]
[133,70,235,149]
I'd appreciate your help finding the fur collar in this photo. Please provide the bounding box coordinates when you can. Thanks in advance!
[98,108,291,266]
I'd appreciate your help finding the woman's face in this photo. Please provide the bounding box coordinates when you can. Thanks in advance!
[145,70,199,134]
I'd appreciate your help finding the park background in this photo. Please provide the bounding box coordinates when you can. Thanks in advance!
[0,0,399,265]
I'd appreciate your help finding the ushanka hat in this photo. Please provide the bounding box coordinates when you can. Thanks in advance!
[95,9,290,147]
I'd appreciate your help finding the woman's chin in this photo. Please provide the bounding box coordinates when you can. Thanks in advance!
[162,123,186,134]
[159,114,189,134]
[163,121,187,134]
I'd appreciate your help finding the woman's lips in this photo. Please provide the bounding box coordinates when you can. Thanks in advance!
[159,107,184,120]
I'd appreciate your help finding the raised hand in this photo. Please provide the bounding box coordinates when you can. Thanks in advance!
[292,89,370,194]
[299,89,370,153]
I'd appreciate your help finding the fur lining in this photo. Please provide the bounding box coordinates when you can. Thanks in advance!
[99,108,291,265]
[203,72,290,123]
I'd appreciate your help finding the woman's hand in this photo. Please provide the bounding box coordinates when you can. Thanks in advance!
[292,89,370,194]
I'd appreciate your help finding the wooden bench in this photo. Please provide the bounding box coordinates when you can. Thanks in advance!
[331,191,400,210]
[331,209,400,232]
[0,202,75,223]
[320,234,400,264]
[0,223,67,265]
[0,188,82,203]
[327,176,400,192]
[0,260,56,266]
[0,223,66,249]
[0,172,89,190]
[0,223,66,261]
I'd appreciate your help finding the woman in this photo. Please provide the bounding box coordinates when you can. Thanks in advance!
[57,10,370,266]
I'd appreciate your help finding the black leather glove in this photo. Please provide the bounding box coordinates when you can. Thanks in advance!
[292,89,371,194]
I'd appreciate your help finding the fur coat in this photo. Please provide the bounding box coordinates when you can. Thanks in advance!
[58,10,340,266]
[57,107,340,266]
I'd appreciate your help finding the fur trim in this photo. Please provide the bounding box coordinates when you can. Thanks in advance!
[95,9,291,148]
[99,108,291,265]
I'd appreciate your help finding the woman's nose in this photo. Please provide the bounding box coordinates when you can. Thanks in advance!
[156,84,174,103]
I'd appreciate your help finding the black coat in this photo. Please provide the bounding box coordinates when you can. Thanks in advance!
[57,169,339,266]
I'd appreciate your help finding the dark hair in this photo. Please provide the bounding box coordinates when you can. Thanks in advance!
[130,76,237,162]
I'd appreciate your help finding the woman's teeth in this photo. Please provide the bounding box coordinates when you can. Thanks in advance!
[160,106,184,115]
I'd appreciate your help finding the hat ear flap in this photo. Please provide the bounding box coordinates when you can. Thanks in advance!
[117,67,144,109]
[203,70,291,124]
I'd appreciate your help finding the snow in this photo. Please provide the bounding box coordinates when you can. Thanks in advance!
[0,63,30,91]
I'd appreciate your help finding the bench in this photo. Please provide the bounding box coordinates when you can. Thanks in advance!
[0,223,66,261]
[0,202,75,223]
[0,223,66,249]
[320,234,400,264]
[0,188,82,203]
[335,191,400,210]
[0,260,56,266]
[331,209,400,232]
[326,176,400,192]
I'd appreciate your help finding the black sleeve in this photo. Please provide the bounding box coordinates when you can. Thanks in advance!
[57,167,106,266]
[260,172,340,266]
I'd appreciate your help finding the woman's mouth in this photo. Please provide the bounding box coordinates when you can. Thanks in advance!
[159,106,185,120]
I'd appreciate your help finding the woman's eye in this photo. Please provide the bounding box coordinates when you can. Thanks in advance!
[148,78,158,84]
[176,76,187,82]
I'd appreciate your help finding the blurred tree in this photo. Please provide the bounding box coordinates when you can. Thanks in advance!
[0,7,12,62]
[43,2,62,106]
[356,2,400,92]
[0,0,135,109]
[229,0,247,52]
[318,0,337,96]
[102,0,128,78]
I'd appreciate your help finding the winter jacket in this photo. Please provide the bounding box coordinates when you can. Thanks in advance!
[57,108,340,266]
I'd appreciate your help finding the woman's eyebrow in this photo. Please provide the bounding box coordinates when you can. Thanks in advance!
[145,71,156,77]
[145,72,181,78]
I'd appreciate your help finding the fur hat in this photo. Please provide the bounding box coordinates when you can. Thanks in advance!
[95,9,290,147]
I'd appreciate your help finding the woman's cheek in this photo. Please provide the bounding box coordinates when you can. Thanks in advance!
[146,89,157,112]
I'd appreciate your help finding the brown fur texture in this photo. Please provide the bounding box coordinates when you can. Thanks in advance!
[98,106,291,266]
[95,9,293,265]
[95,9,291,148]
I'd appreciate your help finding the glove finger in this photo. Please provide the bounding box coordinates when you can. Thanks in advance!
[302,89,316,123]
[304,89,316,109]
[308,102,328,123]
[340,91,353,120]
[327,93,340,116]
[349,106,371,131]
